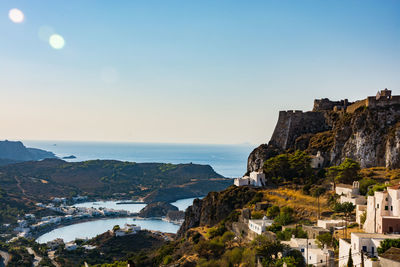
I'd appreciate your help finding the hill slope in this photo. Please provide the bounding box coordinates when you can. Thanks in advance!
[0,159,231,203]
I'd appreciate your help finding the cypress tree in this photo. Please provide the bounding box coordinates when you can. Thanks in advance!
[347,248,353,267]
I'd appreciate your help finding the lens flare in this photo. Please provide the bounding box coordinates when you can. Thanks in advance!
[9,8,24,23]
[49,34,65,50]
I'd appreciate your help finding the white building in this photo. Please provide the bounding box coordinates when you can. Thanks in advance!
[364,183,400,234]
[248,216,273,235]
[310,151,324,169]
[65,242,78,251]
[339,232,400,267]
[282,238,333,267]
[234,171,266,187]
[317,219,345,231]
[335,181,367,205]
[114,224,141,237]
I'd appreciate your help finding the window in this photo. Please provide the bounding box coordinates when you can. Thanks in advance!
[362,246,367,252]
[371,247,374,255]
[386,197,388,201]
[385,206,388,210]
[391,206,393,211]
[377,204,380,208]
[301,248,304,252]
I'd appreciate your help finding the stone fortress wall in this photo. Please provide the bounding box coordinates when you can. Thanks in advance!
[269,110,329,150]
[313,89,400,114]
[270,89,399,152]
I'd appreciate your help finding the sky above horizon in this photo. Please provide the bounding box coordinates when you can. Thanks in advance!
[1,1,400,145]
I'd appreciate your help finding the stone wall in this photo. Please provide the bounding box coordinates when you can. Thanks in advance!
[313,98,351,112]
[269,110,330,150]
[346,99,368,113]
[346,96,400,113]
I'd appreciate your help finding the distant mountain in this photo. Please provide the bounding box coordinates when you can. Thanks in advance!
[0,140,57,165]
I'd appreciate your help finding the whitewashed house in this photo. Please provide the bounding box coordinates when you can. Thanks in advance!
[364,183,400,234]
[114,224,141,237]
[282,238,334,267]
[65,242,78,251]
[234,171,266,187]
[335,181,367,205]
[339,232,400,267]
[248,216,273,235]
[317,219,345,231]
[310,151,324,169]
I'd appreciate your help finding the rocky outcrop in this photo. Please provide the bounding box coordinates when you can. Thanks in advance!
[166,210,185,222]
[139,202,178,218]
[177,185,257,237]
[0,140,56,162]
[248,99,400,172]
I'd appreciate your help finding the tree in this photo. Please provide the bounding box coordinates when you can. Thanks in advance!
[266,205,280,219]
[311,186,326,219]
[360,211,367,225]
[377,238,400,254]
[263,150,313,184]
[347,248,353,267]
[316,233,332,249]
[334,202,355,238]
[327,158,360,185]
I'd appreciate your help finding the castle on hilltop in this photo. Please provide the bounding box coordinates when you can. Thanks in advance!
[313,88,400,113]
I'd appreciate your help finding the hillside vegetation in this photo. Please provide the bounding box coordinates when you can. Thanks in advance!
[0,159,230,209]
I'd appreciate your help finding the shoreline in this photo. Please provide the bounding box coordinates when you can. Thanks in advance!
[33,215,179,242]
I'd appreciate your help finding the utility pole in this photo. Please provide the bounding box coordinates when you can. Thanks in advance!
[306,237,309,266]
[361,250,365,267]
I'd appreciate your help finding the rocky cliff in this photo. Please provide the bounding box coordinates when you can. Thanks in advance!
[177,185,257,237]
[0,140,56,162]
[138,202,178,217]
[248,99,400,172]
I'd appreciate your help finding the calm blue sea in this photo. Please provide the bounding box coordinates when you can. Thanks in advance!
[23,141,253,177]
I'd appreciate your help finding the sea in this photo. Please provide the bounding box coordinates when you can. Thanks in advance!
[23,141,254,177]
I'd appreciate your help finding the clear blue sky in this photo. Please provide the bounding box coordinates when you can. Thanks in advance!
[1,1,399,144]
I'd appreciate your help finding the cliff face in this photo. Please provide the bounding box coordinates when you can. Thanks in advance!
[177,186,256,237]
[248,102,400,172]
[0,140,56,162]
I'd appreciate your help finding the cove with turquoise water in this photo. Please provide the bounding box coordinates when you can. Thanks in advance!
[36,197,201,243]
[23,141,253,177]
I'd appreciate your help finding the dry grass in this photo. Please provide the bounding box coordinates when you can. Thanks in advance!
[334,226,364,240]
[260,188,331,221]
[360,167,400,182]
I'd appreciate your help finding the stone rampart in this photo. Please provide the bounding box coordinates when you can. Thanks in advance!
[346,99,368,113]
[270,110,329,150]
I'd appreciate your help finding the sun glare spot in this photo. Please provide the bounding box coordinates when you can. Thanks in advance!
[49,34,65,50]
[9,8,24,23]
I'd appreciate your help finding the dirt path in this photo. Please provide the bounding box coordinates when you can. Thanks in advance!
[27,247,42,267]
[14,175,28,197]
[48,251,61,267]
[0,250,10,267]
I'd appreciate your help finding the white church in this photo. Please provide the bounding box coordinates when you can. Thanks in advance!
[234,171,266,187]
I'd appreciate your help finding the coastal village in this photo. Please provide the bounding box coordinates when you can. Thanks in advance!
[2,89,400,266]
[228,89,400,266]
